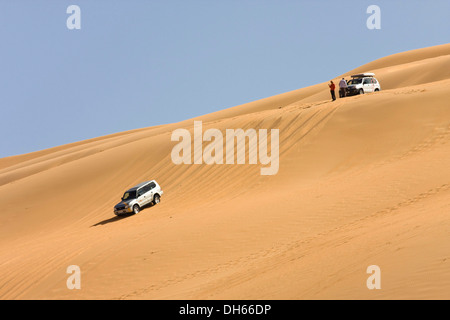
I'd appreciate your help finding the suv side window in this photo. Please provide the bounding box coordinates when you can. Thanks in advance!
[137,188,144,197]
[363,78,371,84]
[149,182,156,190]
[142,185,150,194]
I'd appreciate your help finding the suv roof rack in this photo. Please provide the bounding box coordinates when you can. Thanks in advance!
[128,180,154,191]
[351,73,375,78]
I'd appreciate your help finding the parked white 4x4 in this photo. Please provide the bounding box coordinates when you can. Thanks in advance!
[346,73,381,96]
[114,180,163,215]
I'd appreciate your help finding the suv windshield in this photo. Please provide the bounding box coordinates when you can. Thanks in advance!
[348,79,363,85]
[122,190,137,200]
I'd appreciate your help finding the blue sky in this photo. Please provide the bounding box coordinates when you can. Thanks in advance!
[1,0,449,157]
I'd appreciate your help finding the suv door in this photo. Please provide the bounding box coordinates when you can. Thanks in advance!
[363,78,373,93]
[147,182,156,202]
[140,185,151,206]
[136,188,146,207]
[372,78,380,91]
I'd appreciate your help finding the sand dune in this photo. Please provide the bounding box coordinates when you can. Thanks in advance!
[0,44,449,299]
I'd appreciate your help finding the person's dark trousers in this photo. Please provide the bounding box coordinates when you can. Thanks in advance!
[340,88,346,98]
[331,90,336,101]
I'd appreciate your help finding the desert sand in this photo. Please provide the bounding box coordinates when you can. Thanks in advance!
[0,43,449,299]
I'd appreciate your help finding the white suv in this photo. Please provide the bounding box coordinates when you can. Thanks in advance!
[114,180,163,215]
[346,73,381,96]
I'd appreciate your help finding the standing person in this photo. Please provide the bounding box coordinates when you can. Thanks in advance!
[339,77,348,98]
[328,81,336,101]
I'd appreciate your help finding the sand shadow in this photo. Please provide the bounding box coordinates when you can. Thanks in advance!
[91,213,134,227]
[91,203,156,227]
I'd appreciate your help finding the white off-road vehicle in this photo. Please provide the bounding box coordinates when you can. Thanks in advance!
[346,73,381,96]
[114,180,163,215]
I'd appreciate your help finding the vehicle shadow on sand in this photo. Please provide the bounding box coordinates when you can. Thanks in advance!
[91,203,156,227]
[91,213,133,227]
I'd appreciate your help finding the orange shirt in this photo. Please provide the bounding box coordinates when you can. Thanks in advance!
[329,83,335,90]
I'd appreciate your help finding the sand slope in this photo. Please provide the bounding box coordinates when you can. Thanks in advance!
[0,44,449,299]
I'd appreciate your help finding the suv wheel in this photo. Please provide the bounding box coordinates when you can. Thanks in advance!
[133,204,140,214]
[374,88,379,92]
[153,194,161,205]
[359,89,364,95]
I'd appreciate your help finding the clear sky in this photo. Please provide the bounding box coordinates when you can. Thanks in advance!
[1,0,449,157]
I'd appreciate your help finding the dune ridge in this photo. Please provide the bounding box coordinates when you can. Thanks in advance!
[0,43,449,299]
